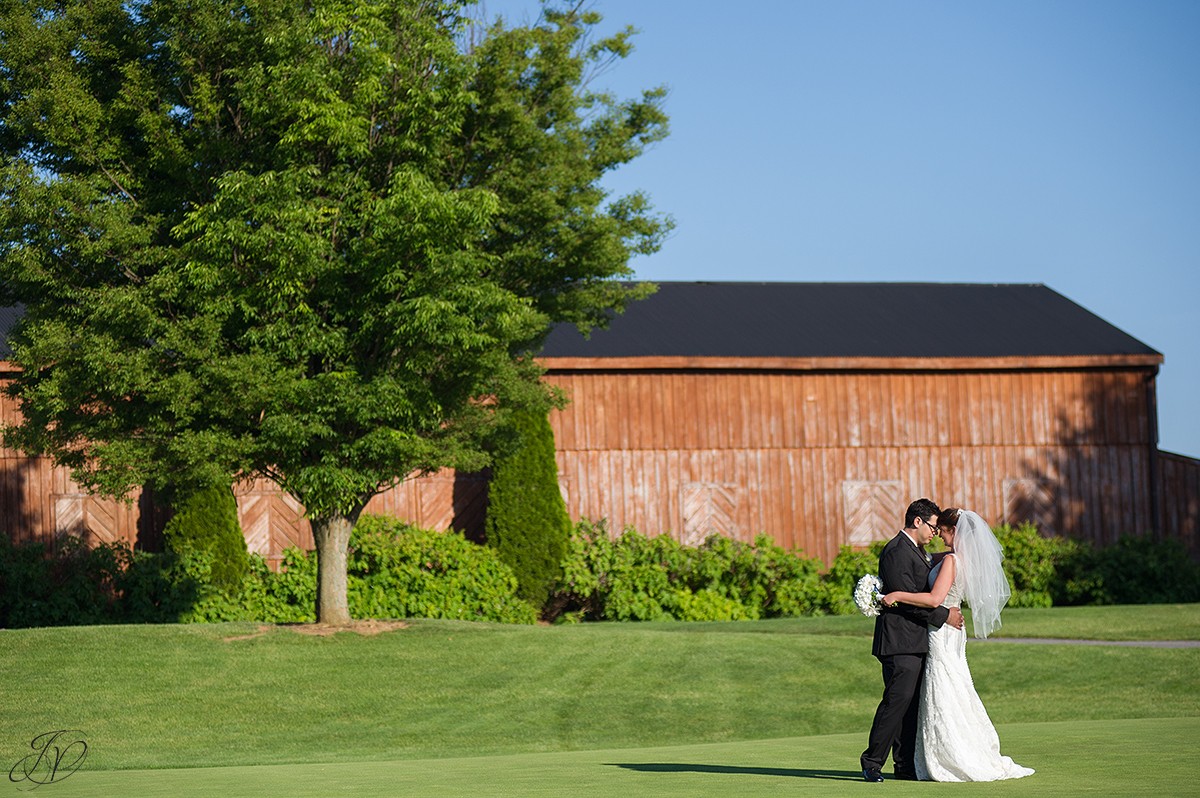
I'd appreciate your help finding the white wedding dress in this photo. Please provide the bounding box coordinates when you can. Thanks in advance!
[915,555,1035,782]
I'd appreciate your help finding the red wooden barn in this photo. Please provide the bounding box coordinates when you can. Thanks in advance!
[537,282,1197,561]
[2,283,1197,563]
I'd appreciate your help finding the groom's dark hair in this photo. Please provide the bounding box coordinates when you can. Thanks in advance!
[904,498,941,529]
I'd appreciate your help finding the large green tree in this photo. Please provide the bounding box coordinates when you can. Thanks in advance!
[0,0,668,624]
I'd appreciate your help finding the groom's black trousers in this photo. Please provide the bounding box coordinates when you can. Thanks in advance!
[861,653,926,774]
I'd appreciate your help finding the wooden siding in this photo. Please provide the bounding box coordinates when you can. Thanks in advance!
[236,479,312,565]
[233,473,486,567]
[549,443,1157,563]
[1159,452,1200,555]
[544,369,1155,450]
[0,445,166,553]
[543,367,1163,561]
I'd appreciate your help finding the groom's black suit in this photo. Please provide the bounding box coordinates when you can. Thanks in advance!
[861,531,951,777]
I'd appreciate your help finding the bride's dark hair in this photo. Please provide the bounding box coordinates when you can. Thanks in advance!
[938,507,961,530]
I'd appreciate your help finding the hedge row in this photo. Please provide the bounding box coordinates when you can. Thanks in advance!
[995,521,1200,607]
[2,516,1196,628]
[543,521,1200,622]
[0,515,536,628]
[545,519,874,622]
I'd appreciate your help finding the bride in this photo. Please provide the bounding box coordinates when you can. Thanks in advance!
[882,508,1035,782]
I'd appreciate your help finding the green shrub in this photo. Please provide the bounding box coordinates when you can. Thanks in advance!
[1064,535,1200,606]
[551,520,1200,623]
[0,490,257,626]
[137,515,537,625]
[5,514,1195,629]
[994,522,1085,608]
[248,547,320,623]
[0,535,130,627]
[671,588,754,621]
[116,546,195,623]
[754,539,828,616]
[687,533,828,618]
[549,520,831,622]
[162,517,536,625]
[484,409,571,611]
[108,539,260,624]
[0,537,59,627]
[103,483,256,624]
[170,550,261,623]
[552,522,679,621]
[162,483,249,596]
[1,513,534,626]
[818,544,886,615]
[347,515,537,624]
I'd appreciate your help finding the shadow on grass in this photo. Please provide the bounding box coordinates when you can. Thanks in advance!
[608,763,861,780]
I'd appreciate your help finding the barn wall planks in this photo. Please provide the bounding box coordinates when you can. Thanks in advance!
[1159,452,1200,555]
[548,443,1157,562]
[543,369,1156,450]
[541,366,1178,559]
[3,361,1197,562]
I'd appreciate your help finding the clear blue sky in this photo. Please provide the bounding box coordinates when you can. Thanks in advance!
[480,1,1200,458]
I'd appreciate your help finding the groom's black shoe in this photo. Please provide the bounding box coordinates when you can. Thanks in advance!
[862,768,884,783]
[893,770,918,781]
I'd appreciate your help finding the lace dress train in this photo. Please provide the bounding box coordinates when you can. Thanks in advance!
[914,559,1034,782]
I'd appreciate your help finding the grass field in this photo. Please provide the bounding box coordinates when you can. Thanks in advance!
[2,605,1197,796]
[11,718,1195,798]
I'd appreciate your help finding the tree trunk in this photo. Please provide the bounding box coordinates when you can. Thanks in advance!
[311,511,358,625]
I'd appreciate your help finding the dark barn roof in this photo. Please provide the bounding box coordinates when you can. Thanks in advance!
[0,304,21,360]
[540,282,1160,360]
[0,283,1159,364]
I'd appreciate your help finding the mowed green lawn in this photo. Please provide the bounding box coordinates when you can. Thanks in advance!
[2,605,1197,797]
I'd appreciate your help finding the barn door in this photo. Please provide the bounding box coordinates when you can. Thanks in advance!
[237,486,309,566]
[680,482,738,546]
[417,470,489,539]
[841,480,902,546]
[52,493,124,546]
[1003,478,1058,534]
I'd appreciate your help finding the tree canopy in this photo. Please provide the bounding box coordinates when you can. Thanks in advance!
[0,0,669,623]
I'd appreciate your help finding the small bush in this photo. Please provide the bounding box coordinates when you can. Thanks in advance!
[552,521,678,621]
[153,517,538,625]
[247,547,320,623]
[993,522,1082,608]
[122,513,540,625]
[0,514,535,626]
[671,588,755,621]
[117,546,197,623]
[815,544,886,615]
[1062,535,1200,606]
[162,483,249,596]
[548,520,832,622]
[689,533,829,617]
[484,409,572,610]
[346,515,537,624]
[4,514,1195,628]
[0,536,130,627]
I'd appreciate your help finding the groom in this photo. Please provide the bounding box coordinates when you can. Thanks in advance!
[861,498,963,783]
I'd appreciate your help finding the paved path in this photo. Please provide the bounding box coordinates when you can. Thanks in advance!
[969,637,1200,648]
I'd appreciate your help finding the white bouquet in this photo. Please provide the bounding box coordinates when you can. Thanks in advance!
[854,574,884,617]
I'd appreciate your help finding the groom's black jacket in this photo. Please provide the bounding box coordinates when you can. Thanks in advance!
[871,531,950,658]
